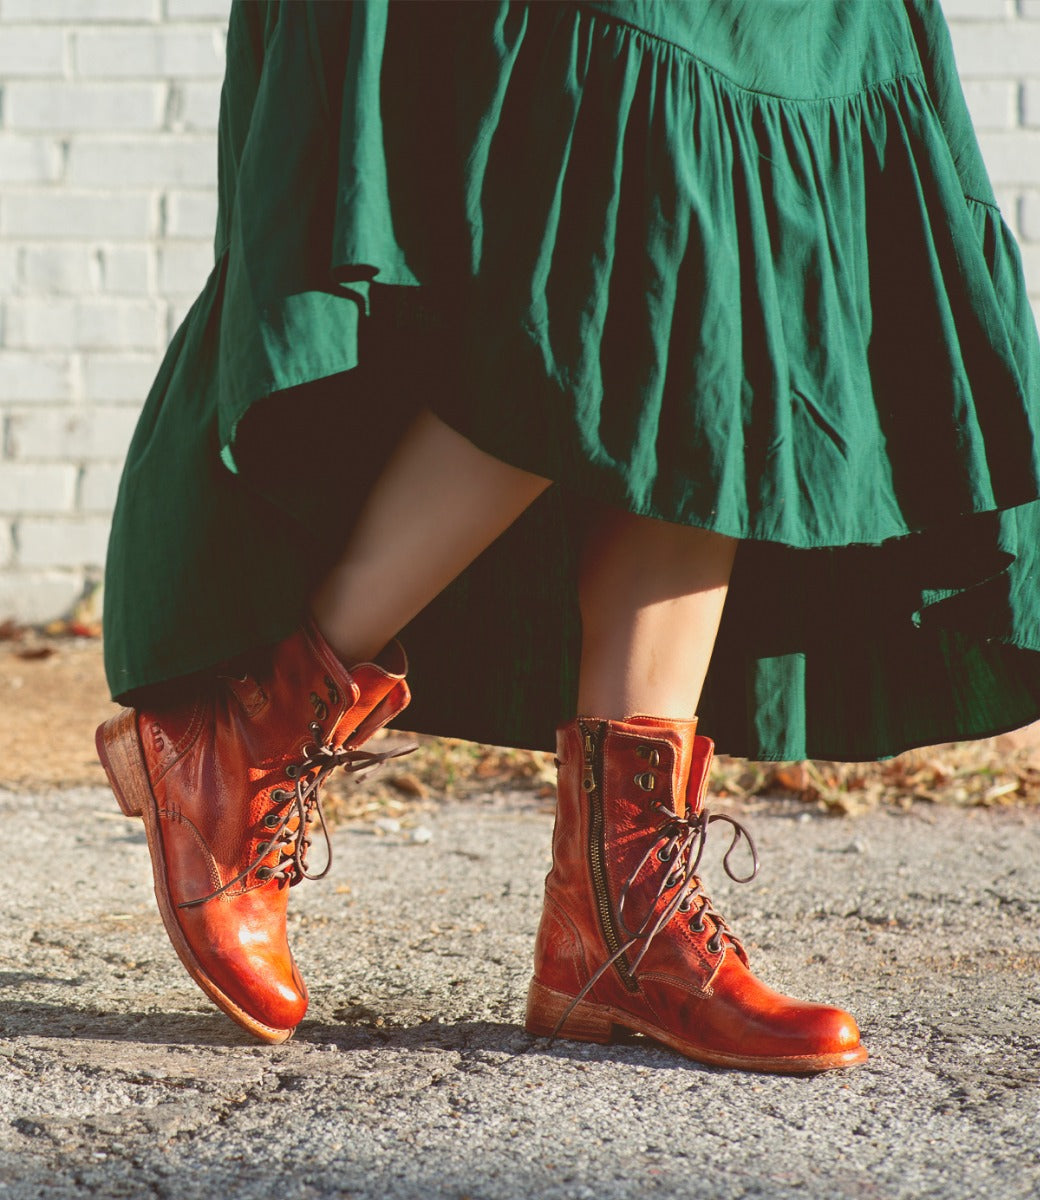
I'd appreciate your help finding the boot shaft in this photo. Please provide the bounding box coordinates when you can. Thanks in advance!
[541,715,720,997]
[142,623,409,790]
[138,622,410,888]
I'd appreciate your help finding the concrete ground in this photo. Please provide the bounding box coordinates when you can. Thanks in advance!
[1,783,1038,1200]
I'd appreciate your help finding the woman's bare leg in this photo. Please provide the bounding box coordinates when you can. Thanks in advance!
[311,407,551,664]
[313,409,734,718]
[576,507,736,720]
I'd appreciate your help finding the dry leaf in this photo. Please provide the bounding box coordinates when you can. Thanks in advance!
[388,773,427,798]
[68,621,102,638]
[773,763,809,792]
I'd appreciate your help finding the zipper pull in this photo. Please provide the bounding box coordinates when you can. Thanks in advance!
[581,724,595,793]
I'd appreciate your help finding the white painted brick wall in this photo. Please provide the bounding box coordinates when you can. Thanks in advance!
[0,0,225,617]
[1,1,1040,626]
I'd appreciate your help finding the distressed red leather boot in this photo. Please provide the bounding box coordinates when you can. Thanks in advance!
[526,715,868,1073]
[95,621,410,1044]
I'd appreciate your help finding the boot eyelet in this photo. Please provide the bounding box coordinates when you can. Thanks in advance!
[635,771,656,792]
[256,866,272,881]
[707,934,723,954]
[635,745,660,767]
[285,764,299,779]
[256,841,270,854]
[271,788,290,803]
[689,916,705,933]
[263,813,281,828]
[656,846,673,863]
[665,873,680,888]
[678,897,693,913]
[308,721,322,738]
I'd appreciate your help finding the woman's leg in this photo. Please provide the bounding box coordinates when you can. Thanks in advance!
[577,506,737,720]
[311,407,551,665]
[530,506,866,1073]
[99,408,551,1046]
[312,409,734,713]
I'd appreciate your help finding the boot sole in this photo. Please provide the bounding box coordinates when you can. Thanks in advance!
[525,977,869,1075]
[95,709,296,1046]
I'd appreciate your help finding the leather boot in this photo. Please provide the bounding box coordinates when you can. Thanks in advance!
[526,715,868,1073]
[96,621,410,1044]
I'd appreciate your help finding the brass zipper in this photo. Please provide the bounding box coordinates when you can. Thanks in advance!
[580,718,639,993]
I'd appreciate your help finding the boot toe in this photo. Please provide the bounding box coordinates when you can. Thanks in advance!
[212,928,309,1026]
[201,944,308,1035]
[795,1002,864,1057]
[176,900,309,1037]
[758,999,866,1067]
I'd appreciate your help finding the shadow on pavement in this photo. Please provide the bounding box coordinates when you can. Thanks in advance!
[0,999,258,1046]
[1,994,737,1075]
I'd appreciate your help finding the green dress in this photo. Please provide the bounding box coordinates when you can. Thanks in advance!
[103,0,1040,761]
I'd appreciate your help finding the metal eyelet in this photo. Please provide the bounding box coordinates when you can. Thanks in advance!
[635,745,660,767]
[689,915,705,933]
[635,771,656,792]
[271,788,289,803]
[308,721,322,739]
[263,813,281,829]
[707,934,723,954]
[665,873,680,889]
[678,897,693,914]
[256,841,270,855]
[285,764,299,779]
[656,846,673,863]
[256,866,272,881]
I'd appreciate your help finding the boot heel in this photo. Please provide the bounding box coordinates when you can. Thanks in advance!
[525,977,615,1044]
[95,708,150,818]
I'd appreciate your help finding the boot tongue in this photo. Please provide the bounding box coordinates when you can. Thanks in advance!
[625,715,699,819]
[305,622,409,746]
[343,641,410,745]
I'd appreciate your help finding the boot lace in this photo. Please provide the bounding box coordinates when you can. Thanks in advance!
[178,739,415,909]
[548,799,759,1042]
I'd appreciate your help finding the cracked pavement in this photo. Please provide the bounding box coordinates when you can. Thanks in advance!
[1,785,1038,1199]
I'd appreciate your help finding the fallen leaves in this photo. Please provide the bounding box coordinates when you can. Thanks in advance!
[712,746,1038,815]
[0,616,102,643]
[3,625,1040,816]
[320,733,558,823]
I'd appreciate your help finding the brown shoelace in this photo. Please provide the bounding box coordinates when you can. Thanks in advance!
[178,740,415,909]
[548,800,759,1042]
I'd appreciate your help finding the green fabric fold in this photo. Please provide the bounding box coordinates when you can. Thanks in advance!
[104,0,1040,761]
